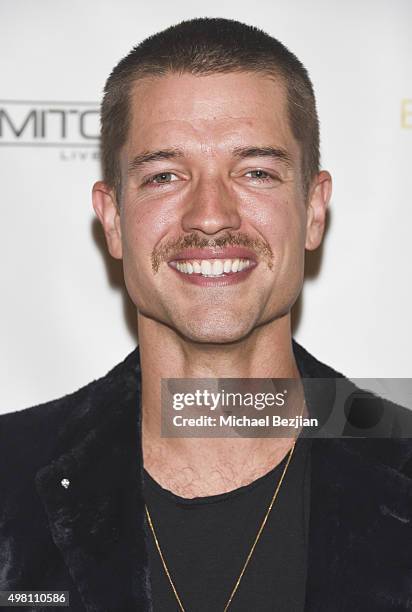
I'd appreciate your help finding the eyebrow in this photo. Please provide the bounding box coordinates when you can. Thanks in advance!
[232,146,293,167]
[127,145,293,174]
[128,148,185,173]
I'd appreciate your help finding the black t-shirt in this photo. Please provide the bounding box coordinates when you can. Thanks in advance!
[143,437,312,611]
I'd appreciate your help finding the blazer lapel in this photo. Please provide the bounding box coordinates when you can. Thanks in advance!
[35,350,152,612]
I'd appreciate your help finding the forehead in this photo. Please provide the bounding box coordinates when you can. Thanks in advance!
[125,72,299,158]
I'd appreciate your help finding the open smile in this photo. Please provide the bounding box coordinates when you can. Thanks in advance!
[167,247,258,286]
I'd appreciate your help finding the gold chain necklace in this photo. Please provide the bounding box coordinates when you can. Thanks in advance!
[145,438,298,611]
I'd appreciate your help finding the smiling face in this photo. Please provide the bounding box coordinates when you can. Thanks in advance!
[93,71,331,343]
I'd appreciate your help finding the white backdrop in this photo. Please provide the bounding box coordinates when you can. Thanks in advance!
[1,0,411,414]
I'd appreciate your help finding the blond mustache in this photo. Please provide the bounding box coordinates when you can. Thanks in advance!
[151,231,274,273]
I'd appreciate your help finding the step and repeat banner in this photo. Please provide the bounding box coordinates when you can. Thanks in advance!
[1,0,411,413]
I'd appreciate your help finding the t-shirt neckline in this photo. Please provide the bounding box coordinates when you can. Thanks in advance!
[143,438,303,507]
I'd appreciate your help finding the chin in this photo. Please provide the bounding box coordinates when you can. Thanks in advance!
[175,316,253,345]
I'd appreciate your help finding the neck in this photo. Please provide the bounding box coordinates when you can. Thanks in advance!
[139,313,304,497]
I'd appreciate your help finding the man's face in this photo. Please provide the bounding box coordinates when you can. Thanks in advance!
[94,71,330,343]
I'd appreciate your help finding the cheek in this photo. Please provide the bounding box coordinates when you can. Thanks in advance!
[120,196,172,267]
[244,191,306,256]
[253,196,306,313]
[118,195,183,311]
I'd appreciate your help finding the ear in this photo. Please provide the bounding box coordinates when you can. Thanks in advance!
[305,170,332,251]
[92,181,122,259]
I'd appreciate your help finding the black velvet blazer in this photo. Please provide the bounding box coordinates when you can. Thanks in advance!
[1,340,412,611]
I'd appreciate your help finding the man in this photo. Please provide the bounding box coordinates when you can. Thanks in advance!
[1,17,412,612]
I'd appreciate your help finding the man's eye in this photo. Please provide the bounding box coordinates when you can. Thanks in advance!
[245,170,273,182]
[143,172,178,185]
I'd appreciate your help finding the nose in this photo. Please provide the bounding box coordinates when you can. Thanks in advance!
[181,174,241,236]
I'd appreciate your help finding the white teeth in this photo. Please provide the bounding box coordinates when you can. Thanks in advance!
[212,260,224,275]
[201,260,212,275]
[231,259,240,273]
[174,258,253,277]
